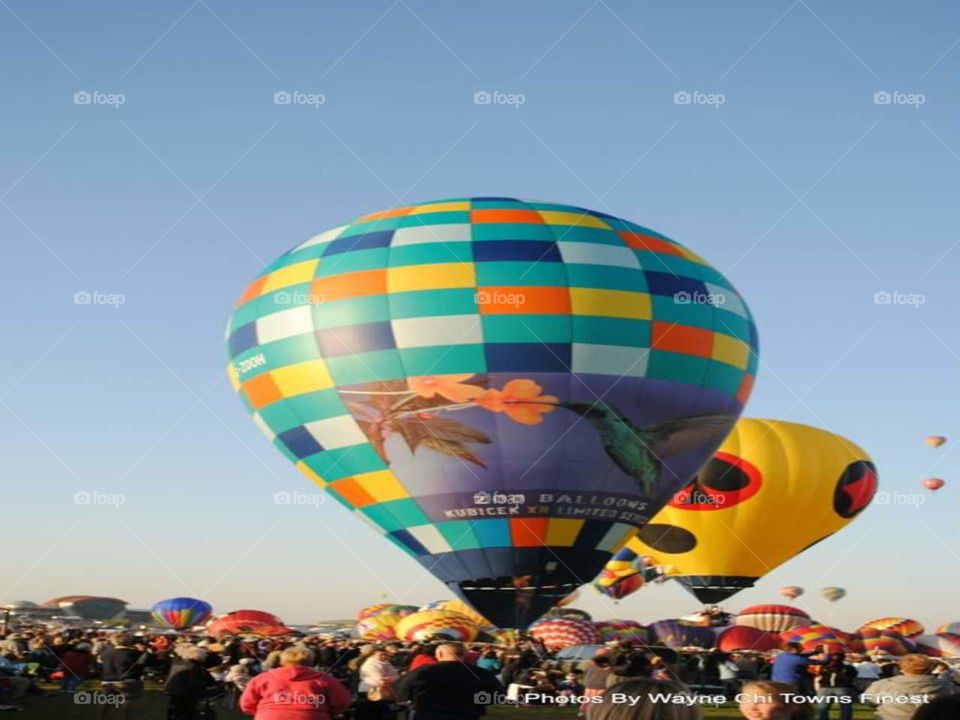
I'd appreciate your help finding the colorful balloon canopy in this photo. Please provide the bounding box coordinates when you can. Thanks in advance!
[936,622,960,635]
[357,603,417,621]
[781,624,862,654]
[925,436,947,448]
[821,587,846,602]
[717,625,783,653]
[593,547,662,600]
[735,605,811,634]
[779,586,804,600]
[594,619,649,644]
[916,633,960,658]
[432,599,492,628]
[859,628,914,656]
[151,597,212,630]
[529,617,601,651]
[207,610,291,638]
[43,596,128,621]
[922,478,945,491]
[544,607,592,622]
[395,610,478,642]
[647,619,715,649]
[356,614,401,642]
[225,198,758,628]
[858,617,924,639]
[619,419,877,603]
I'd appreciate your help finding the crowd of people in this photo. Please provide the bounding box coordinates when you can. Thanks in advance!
[2,625,960,719]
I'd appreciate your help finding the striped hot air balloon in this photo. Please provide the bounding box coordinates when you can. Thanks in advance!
[858,618,924,639]
[859,628,914,656]
[395,610,479,642]
[735,605,811,633]
[936,622,960,635]
[781,625,861,654]
[529,617,601,651]
[915,633,960,658]
[151,597,212,630]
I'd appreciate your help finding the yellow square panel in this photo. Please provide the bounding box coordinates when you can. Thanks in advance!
[388,263,476,293]
[712,333,750,369]
[569,288,651,320]
[409,201,471,214]
[354,470,409,502]
[296,460,327,488]
[545,518,584,547]
[537,211,610,229]
[226,363,241,392]
[260,260,320,293]
[271,359,333,397]
[676,246,709,266]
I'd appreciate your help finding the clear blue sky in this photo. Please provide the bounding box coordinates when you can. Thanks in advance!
[2,1,959,630]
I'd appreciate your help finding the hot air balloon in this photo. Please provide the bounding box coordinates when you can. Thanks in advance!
[225,198,758,628]
[717,625,783,653]
[858,618,924,639]
[395,610,479,642]
[593,547,662,600]
[43,596,128,621]
[922,478,945,491]
[859,628,914,656]
[821,587,846,602]
[529,617,601,651]
[207,610,291,638]
[916,633,960,658]
[735,605,811,633]
[779,586,804,601]
[356,615,401,641]
[151,597,212,630]
[356,604,417,621]
[781,625,861,654]
[925,436,946,448]
[936,622,960,635]
[594,620,649,644]
[618,420,877,603]
[435,599,492,627]
[647,619,715,649]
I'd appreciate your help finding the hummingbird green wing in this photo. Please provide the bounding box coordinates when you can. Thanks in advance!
[646,414,736,459]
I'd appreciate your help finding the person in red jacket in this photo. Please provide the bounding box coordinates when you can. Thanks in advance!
[408,645,437,670]
[240,646,351,720]
[59,642,96,694]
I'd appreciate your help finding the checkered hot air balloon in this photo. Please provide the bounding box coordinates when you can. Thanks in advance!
[780,625,862,654]
[858,617,924,639]
[859,628,914,656]
[226,198,758,628]
[529,617,601,651]
[151,597,212,630]
[394,610,479,642]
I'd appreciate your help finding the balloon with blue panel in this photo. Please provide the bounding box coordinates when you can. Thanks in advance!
[225,197,758,628]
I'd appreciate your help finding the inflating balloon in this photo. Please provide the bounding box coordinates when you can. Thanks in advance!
[936,622,960,635]
[208,610,291,637]
[779,586,804,601]
[925,436,946,448]
[151,597,212,630]
[859,628,914,656]
[922,478,945,491]
[821,587,846,602]
[620,419,877,603]
[735,605,811,633]
[781,625,861,654]
[226,198,758,627]
[356,615,400,641]
[858,617,924,639]
[395,610,479,642]
[717,625,783,653]
[357,604,417,621]
[916,633,960,658]
[529,617,601,651]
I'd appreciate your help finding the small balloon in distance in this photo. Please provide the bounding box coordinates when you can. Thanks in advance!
[925,436,947,448]
[922,478,945,491]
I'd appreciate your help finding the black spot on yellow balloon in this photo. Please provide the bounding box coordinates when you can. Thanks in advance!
[833,461,878,518]
[638,523,697,553]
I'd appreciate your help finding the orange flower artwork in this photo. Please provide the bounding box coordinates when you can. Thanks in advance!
[476,379,558,425]
[407,374,485,403]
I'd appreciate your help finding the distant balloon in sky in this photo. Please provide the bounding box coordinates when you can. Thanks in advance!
[821,587,847,602]
[619,419,877,603]
[779,586,804,601]
[226,198,758,627]
[922,478,945,491]
[925,436,947,448]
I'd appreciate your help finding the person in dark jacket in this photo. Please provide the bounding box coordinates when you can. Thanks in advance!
[393,642,503,720]
[607,642,652,686]
[98,633,149,720]
[164,646,213,720]
[815,653,857,720]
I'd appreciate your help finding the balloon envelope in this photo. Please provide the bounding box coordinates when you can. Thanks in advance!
[395,610,478,642]
[208,610,291,637]
[648,619,715,649]
[858,617,924,639]
[43,596,128,621]
[620,420,877,603]
[779,586,804,600]
[151,597,212,630]
[226,198,757,628]
[925,436,946,448]
[859,629,914,656]
[529,617,601,651]
[922,478,945,491]
[821,587,846,602]
[916,633,960,658]
[718,625,783,653]
[735,604,811,633]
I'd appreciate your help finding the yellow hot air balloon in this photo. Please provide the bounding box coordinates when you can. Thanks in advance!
[925,435,947,448]
[620,419,877,603]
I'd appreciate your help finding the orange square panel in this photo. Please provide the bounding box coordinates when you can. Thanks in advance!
[651,321,714,358]
[511,517,549,547]
[471,209,544,224]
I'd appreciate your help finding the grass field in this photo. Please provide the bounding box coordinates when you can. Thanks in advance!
[12,687,882,720]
